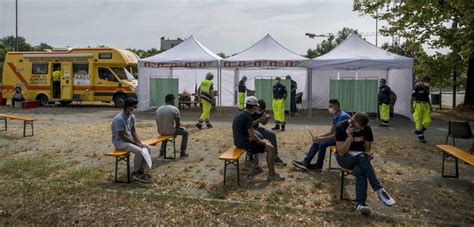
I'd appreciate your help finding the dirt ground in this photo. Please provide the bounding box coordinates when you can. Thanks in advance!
[0,104,473,225]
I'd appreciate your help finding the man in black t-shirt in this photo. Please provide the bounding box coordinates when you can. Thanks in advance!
[232,96,285,182]
[335,112,395,215]
[249,99,285,165]
[411,76,432,143]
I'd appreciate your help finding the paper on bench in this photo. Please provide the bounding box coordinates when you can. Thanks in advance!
[141,147,152,168]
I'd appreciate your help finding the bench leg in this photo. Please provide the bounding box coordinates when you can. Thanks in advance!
[223,160,228,186]
[126,155,131,183]
[22,121,34,137]
[163,138,177,160]
[237,159,240,186]
[328,151,339,171]
[340,170,356,201]
[0,117,7,131]
[115,156,119,183]
[442,152,459,178]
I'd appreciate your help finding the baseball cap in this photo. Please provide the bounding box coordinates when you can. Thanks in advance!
[245,96,259,106]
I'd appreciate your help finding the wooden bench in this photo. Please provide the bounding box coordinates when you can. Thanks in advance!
[143,135,177,159]
[219,146,245,186]
[178,101,200,110]
[327,145,339,171]
[105,135,176,183]
[0,114,36,137]
[329,145,355,201]
[104,150,130,183]
[436,144,474,178]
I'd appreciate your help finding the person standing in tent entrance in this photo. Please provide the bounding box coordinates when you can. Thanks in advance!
[286,75,297,117]
[52,64,61,99]
[272,77,287,131]
[411,76,432,143]
[378,79,392,127]
[238,76,248,110]
[195,72,215,129]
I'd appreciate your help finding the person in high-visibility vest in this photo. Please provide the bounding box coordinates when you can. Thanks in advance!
[238,76,248,110]
[52,65,62,99]
[195,72,215,129]
[271,77,287,131]
[378,79,392,127]
[411,76,432,143]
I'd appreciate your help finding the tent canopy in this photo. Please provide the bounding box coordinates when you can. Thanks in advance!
[309,34,413,70]
[139,35,222,68]
[223,34,309,68]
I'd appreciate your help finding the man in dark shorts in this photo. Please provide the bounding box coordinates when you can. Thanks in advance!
[232,96,285,182]
[335,112,396,215]
[250,99,285,165]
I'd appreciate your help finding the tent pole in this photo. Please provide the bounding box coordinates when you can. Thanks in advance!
[307,68,312,117]
[234,68,239,107]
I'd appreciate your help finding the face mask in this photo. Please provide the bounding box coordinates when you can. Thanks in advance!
[424,82,430,87]
[328,108,336,114]
[353,128,362,133]
[129,107,136,113]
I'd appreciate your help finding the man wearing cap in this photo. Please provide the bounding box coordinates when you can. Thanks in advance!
[272,77,287,131]
[196,72,215,129]
[232,96,285,182]
[286,75,297,117]
[250,99,286,165]
[238,76,248,110]
[378,78,392,127]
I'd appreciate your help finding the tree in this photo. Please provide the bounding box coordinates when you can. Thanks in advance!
[216,51,227,58]
[306,27,359,58]
[0,35,33,51]
[33,42,53,51]
[354,0,474,106]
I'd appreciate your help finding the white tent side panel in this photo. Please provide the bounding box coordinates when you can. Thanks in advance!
[138,67,171,111]
[311,69,412,119]
[388,69,413,119]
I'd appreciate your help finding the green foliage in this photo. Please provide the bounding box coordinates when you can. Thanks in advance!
[216,51,226,58]
[127,48,162,59]
[306,27,359,59]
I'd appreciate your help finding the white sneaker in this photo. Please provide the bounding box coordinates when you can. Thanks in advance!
[377,188,396,206]
[356,204,372,215]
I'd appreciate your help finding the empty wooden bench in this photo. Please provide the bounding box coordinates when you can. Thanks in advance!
[329,145,355,201]
[219,146,245,186]
[436,144,474,178]
[0,113,36,137]
[105,135,176,183]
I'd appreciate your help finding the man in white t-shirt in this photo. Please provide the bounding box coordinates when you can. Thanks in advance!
[156,94,189,157]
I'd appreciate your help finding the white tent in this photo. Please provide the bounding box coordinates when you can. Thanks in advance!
[137,35,224,111]
[308,34,414,118]
[222,34,310,108]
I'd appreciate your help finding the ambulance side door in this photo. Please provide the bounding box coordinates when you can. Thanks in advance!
[94,66,118,101]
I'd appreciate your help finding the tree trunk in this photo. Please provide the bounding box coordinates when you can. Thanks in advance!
[464,52,474,106]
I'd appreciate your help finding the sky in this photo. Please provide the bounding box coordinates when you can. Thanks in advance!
[0,0,399,56]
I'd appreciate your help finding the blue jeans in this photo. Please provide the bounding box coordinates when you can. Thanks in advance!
[336,152,383,206]
[303,140,335,168]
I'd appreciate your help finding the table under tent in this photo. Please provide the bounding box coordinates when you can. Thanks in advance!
[137,36,224,111]
[222,34,309,111]
[308,33,414,118]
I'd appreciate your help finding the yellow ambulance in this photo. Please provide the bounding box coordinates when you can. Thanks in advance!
[2,48,139,107]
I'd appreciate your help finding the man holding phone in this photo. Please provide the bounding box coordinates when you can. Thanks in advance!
[335,112,395,215]
[292,99,350,171]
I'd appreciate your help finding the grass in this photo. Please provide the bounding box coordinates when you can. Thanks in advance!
[0,156,65,179]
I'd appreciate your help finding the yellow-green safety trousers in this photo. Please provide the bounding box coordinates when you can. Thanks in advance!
[413,102,431,131]
[238,92,245,109]
[272,98,285,123]
[379,103,390,122]
[200,99,212,121]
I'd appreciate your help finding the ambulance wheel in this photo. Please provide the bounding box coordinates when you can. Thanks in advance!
[37,95,49,106]
[60,101,72,106]
[114,95,126,108]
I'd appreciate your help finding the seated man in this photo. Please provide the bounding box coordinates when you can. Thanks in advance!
[232,96,285,182]
[250,99,285,165]
[156,94,189,157]
[111,98,151,183]
[335,112,396,215]
[292,99,350,171]
[11,87,25,108]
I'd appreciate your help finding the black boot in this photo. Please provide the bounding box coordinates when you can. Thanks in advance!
[281,123,286,131]
[206,121,213,128]
[415,130,426,143]
[271,123,280,131]
[195,120,203,129]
